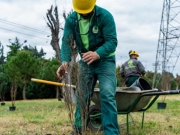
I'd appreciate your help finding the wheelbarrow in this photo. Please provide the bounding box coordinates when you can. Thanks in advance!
[87,78,180,134]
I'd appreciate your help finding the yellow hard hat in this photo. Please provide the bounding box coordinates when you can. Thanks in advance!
[72,0,96,14]
[129,50,139,57]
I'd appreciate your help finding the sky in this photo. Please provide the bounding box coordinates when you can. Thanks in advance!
[2,0,178,75]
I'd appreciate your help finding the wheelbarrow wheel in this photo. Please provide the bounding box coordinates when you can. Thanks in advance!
[87,105,103,131]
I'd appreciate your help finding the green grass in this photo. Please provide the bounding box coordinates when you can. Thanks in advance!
[0,95,180,135]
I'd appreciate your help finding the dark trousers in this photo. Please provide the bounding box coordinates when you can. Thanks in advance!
[126,76,139,87]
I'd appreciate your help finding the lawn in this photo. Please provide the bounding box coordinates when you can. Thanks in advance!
[0,94,180,135]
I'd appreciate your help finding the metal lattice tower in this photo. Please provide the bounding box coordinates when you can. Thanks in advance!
[153,0,180,88]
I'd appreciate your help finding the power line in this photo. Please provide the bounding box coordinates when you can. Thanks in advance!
[0,27,50,41]
[0,18,50,35]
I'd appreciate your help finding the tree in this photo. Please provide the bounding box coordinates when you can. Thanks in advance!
[0,72,9,102]
[0,42,8,103]
[161,72,174,102]
[0,42,5,65]
[12,50,41,100]
[46,5,61,61]
[5,50,41,100]
[39,58,60,98]
[6,37,26,59]
[176,74,180,90]
[5,56,21,107]
[46,5,77,100]
[23,45,46,58]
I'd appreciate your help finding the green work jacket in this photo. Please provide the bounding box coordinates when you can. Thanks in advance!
[61,5,117,62]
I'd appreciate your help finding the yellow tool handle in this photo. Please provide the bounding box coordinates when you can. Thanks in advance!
[31,78,76,88]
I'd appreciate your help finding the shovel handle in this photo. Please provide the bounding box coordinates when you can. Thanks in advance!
[31,78,76,88]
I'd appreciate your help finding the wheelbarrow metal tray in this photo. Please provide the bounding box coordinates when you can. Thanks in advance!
[91,87,158,112]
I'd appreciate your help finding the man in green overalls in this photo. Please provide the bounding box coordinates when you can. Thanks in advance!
[56,0,120,134]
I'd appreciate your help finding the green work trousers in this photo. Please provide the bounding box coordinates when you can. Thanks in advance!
[73,58,120,135]
[126,76,139,87]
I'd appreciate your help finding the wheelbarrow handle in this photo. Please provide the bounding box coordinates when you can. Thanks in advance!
[141,90,180,97]
[31,78,76,88]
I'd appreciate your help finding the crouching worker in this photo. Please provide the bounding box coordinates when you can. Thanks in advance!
[120,50,146,87]
[56,0,120,134]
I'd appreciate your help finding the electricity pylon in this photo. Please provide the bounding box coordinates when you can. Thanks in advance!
[152,0,180,88]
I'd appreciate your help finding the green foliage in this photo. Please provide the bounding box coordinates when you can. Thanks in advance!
[4,55,22,105]
[0,43,9,101]
[39,58,60,81]
[5,55,21,82]
[26,83,56,99]
[0,71,9,101]
[153,73,162,89]
[1,37,59,100]
[6,37,24,59]
[5,50,41,84]
[171,79,177,90]
[0,42,5,65]
[14,50,41,84]
[4,50,42,101]
[22,45,46,58]
[116,65,125,87]
[1,37,180,101]
[25,58,60,99]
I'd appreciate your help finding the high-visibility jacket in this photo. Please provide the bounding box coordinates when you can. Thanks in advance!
[120,58,146,83]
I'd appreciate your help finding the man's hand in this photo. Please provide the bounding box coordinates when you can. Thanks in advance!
[56,62,68,80]
[82,51,100,65]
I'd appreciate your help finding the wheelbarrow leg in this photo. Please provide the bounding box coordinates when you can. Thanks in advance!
[126,114,129,134]
[142,111,145,128]
[126,113,135,135]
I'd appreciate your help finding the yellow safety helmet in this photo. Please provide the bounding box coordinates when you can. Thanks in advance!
[72,0,96,14]
[129,50,139,57]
